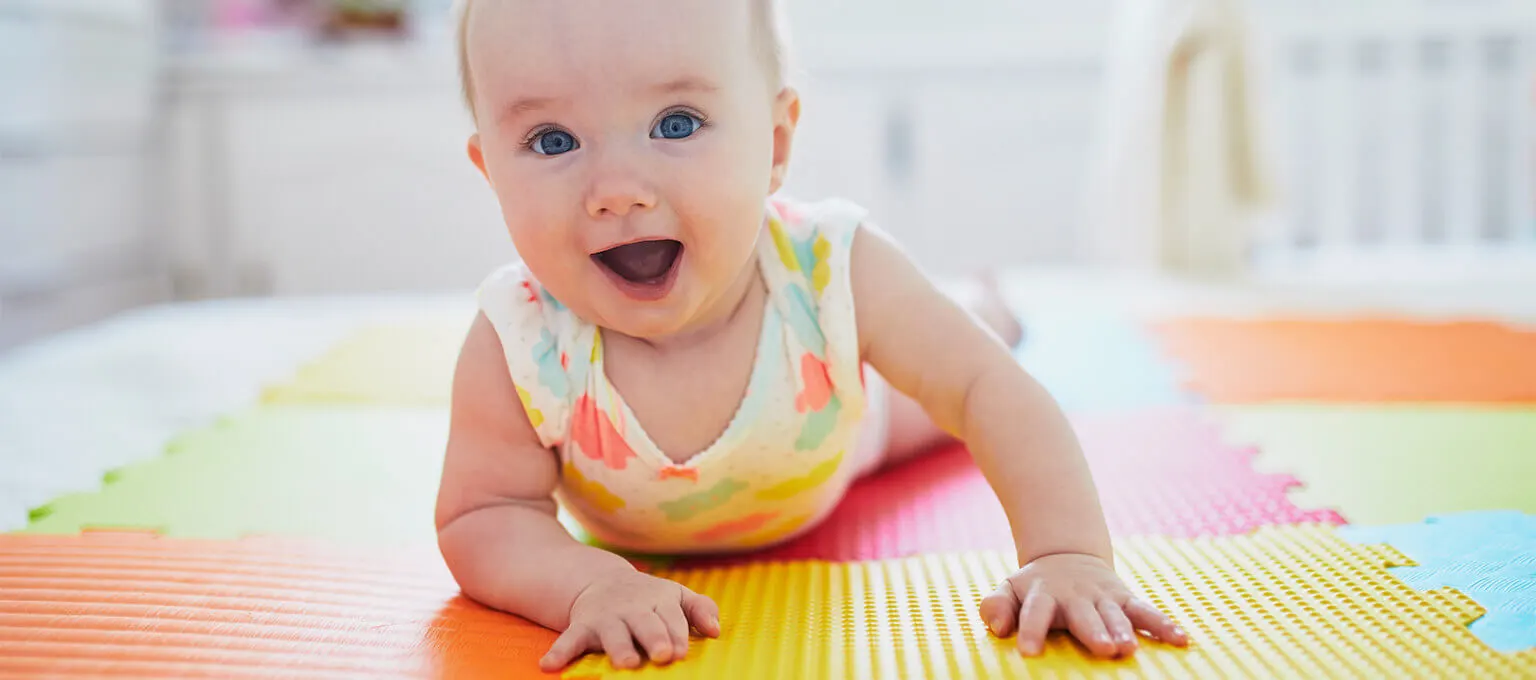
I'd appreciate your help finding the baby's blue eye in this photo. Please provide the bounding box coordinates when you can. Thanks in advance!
[532,130,578,155]
[652,112,702,140]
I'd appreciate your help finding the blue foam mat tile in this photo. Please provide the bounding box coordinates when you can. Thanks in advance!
[1341,511,1536,653]
[1013,313,1190,411]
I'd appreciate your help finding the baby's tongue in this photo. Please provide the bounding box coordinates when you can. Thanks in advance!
[597,240,681,283]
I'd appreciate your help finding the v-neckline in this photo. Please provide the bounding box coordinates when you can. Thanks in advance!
[591,247,781,470]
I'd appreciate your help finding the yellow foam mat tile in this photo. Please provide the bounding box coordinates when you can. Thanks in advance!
[1214,404,1536,524]
[565,525,1535,679]
[261,324,465,407]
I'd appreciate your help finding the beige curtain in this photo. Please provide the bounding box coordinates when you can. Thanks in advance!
[1084,0,1276,278]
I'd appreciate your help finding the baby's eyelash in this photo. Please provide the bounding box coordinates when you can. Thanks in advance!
[520,125,561,150]
[663,107,711,128]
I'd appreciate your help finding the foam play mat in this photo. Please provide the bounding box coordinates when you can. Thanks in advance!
[1214,404,1536,524]
[1151,318,1536,403]
[259,324,466,407]
[5,310,1536,678]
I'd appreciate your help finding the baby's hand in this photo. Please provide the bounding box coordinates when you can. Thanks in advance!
[979,553,1189,659]
[539,570,722,671]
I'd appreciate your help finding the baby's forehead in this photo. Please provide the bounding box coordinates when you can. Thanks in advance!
[458,0,782,118]
[467,0,755,68]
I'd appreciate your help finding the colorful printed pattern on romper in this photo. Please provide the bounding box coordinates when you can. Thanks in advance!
[694,511,781,543]
[756,450,845,501]
[794,352,842,450]
[532,329,569,399]
[571,394,637,471]
[562,460,625,513]
[770,217,832,296]
[658,479,748,522]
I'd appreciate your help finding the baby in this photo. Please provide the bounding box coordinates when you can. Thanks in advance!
[435,0,1188,672]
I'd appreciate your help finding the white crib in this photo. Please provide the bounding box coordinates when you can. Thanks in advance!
[1246,0,1536,280]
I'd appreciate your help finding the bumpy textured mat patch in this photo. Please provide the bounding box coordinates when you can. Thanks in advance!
[0,532,558,678]
[1217,404,1536,524]
[23,406,451,547]
[260,324,465,407]
[1152,317,1536,403]
[687,409,1340,565]
[568,525,1535,678]
[1341,512,1536,653]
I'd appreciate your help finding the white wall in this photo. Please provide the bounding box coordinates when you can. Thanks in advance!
[0,0,165,349]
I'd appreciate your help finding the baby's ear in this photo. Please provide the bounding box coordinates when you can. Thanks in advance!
[467,133,490,183]
[769,87,801,193]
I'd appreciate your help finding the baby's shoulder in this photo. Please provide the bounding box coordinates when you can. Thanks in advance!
[769,195,870,241]
[476,260,584,347]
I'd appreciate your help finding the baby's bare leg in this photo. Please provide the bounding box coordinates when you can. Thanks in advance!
[872,275,1025,469]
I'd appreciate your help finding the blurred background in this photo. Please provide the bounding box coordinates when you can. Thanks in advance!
[3,0,1536,351]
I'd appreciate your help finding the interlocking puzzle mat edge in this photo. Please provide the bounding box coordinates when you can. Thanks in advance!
[565,524,1536,679]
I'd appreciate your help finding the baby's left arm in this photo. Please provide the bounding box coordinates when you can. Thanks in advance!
[850,224,1188,659]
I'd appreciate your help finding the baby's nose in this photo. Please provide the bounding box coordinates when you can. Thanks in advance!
[585,163,657,218]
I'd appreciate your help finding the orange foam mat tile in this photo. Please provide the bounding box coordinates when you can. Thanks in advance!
[0,532,558,679]
[566,525,1536,679]
[1149,317,1536,403]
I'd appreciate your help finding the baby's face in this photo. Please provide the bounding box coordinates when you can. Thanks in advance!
[465,0,796,339]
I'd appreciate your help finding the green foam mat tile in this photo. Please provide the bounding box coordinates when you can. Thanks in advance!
[22,406,452,546]
[1216,404,1536,525]
[19,404,665,567]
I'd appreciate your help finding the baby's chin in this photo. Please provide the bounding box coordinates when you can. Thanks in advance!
[586,292,707,341]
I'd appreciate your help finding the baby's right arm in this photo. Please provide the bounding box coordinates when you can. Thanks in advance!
[435,314,720,671]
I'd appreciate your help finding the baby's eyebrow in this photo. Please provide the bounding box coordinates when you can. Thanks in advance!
[497,78,718,125]
[652,77,719,96]
[499,95,560,123]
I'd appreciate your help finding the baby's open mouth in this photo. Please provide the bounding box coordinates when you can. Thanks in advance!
[593,239,683,285]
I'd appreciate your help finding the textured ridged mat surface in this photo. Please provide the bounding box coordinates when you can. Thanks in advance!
[0,532,559,678]
[1151,318,1536,403]
[4,522,1532,677]
[570,525,1535,678]
[1341,511,1536,653]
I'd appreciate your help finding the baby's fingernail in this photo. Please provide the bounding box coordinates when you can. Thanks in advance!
[987,616,1005,634]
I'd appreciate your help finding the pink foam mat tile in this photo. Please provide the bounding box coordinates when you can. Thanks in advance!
[682,408,1343,566]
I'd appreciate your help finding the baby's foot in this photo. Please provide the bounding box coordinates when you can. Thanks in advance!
[972,272,1026,350]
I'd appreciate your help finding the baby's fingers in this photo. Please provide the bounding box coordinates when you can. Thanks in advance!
[1064,599,1118,658]
[681,590,721,638]
[1125,598,1189,647]
[657,603,693,658]
[540,624,595,672]
[1097,600,1140,658]
[595,620,643,669]
[979,581,1021,637]
[1015,588,1056,657]
[624,611,676,665]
